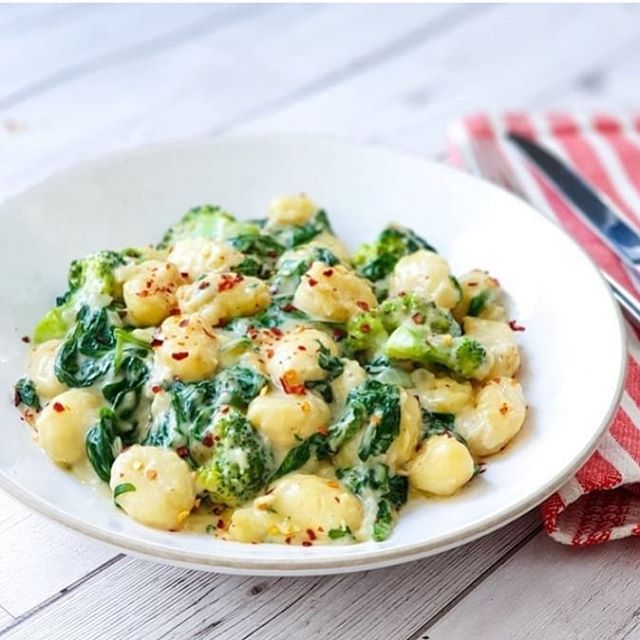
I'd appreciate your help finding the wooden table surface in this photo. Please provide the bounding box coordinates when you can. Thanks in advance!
[2,4,640,639]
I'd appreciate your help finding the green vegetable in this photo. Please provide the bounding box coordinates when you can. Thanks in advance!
[353,225,436,282]
[86,407,118,482]
[212,365,268,409]
[269,210,332,248]
[468,289,491,317]
[305,343,345,403]
[420,409,468,445]
[269,246,340,303]
[227,234,285,279]
[328,526,352,540]
[157,205,259,248]
[362,357,412,387]
[336,463,408,542]
[343,311,388,357]
[272,433,325,480]
[196,407,272,506]
[113,482,136,500]
[54,306,117,388]
[14,378,41,411]
[331,380,401,462]
[101,331,152,444]
[144,365,267,457]
[380,294,461,335]
[277,380,402,478]
[384,325,487,379]
[34,250,125,343]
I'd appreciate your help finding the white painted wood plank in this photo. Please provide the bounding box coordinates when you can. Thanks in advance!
[0,513,539,640]
[425,532,640,640]
[0,5,247,107]
[0,491,116,618]
[237,5,640,157]
[0,607,13,633]
[0,4,461,199]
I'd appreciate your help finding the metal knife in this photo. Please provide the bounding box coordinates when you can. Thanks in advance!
[507,131,640,326]
[508,132,640,278]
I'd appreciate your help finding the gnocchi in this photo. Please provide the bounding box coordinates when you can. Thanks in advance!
[110,445,197,530]
[16,194,526,546]
[177,272,270,326]
[293,261,377,322]
[155,314,220,382]
[389,250,460,308]
[36,389,102,466]
[123,260,183,327]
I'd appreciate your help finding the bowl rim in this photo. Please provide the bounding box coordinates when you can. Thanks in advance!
[0,133,628,574]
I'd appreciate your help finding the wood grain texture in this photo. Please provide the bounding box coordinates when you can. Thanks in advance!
[0,492,116,617]
[0,514,539,640]
[0,4,460,198]
[237,5,640,156]
[1,4,640,638]
[424,533,640,640]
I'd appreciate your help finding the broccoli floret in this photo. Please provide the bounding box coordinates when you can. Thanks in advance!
[384,325,487,379]
[343,311,388,358]
[380,294,461,335]
[196,408,272,507]
[158,205,260,249]
[353,225,436,282]
[34,250,126,343]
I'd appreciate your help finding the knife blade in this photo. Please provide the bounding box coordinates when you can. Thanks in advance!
[507,132,640,284]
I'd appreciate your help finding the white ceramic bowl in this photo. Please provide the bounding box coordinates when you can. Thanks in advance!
[0,136,626,575]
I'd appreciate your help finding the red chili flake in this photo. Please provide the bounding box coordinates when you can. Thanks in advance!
[171,351,189,361]
[360,323,371,334]
[415,443,422,453]
[151,384,162,394]
[212,506,223,515]
[318,425,328,436]
[356,300,370,311]
[280,376,306,395]
[302,541,312,547]
[146,279,153,288]
[215,318,229,328]
[218,273,244,292]
[332,328,346,342]
[169,307,181,316]
[266,349,275,359]
[297,345,307,351]
[220,406,230,415]
[217,519,225,529]
[285,536,293,545]
[180,272,189,279]
[21,336,30,344]
[202,433,214,447]
[411,313,425,325]
[508,320,526,332]
[307,277,318,287]
[178,318,189,328]
[138,290,150,298]
[271,327,283,338]
[52,402,65,413]
[176,446,189,458]
[267,251,278,259]
[306,529,317,541]
[322,268,334,277]
[198,280,211,290]
[281,303,296,313]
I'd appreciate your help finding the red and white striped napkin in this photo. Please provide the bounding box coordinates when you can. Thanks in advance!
[448,113,640,546]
